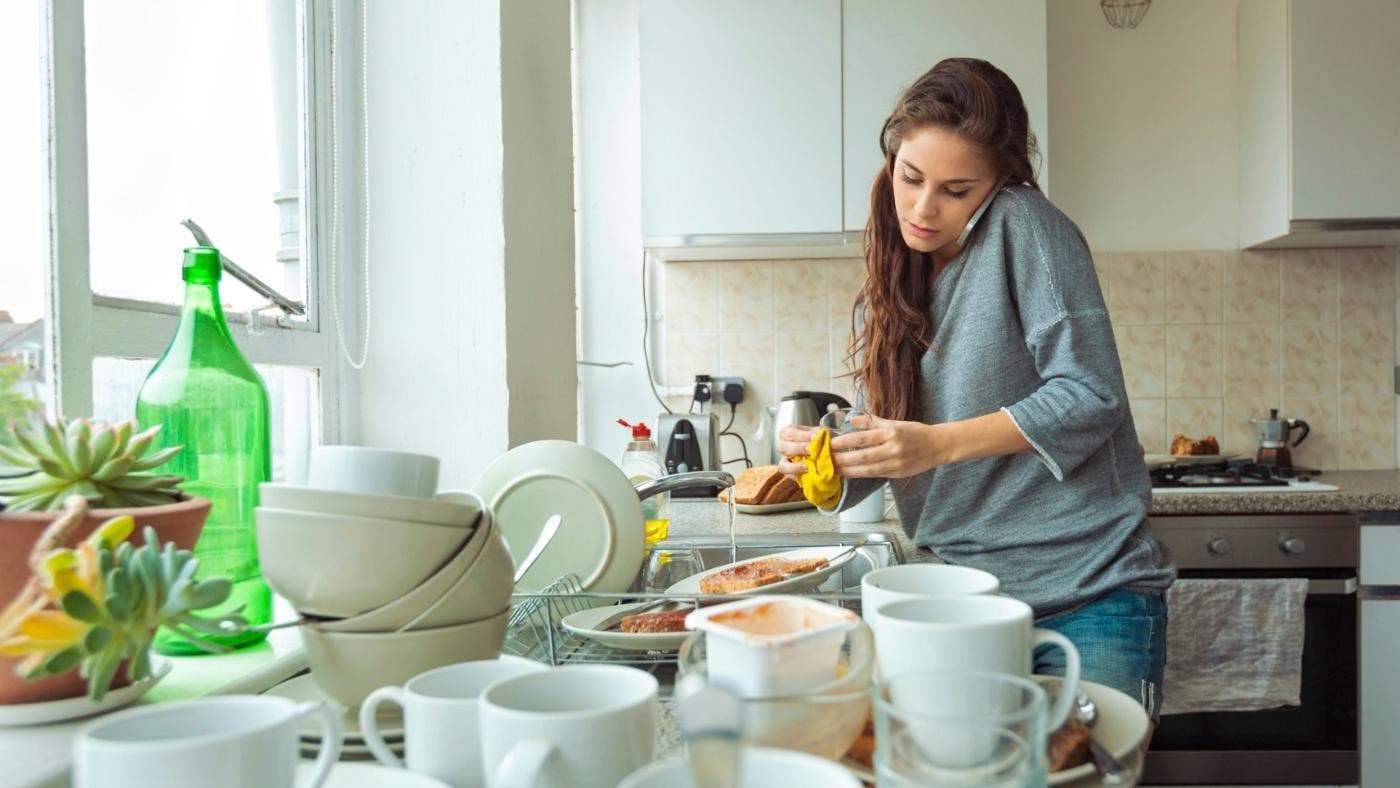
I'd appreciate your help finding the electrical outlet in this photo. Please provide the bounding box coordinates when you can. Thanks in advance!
[713,376,745,405]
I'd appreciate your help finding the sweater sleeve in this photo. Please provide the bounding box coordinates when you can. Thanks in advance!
[819,306,890,514]
[1000,192,1130,481]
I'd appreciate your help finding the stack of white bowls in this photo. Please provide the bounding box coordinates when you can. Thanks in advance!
[255,447,515,707]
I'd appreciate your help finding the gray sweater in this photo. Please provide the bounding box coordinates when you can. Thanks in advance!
[833,185,1176,617]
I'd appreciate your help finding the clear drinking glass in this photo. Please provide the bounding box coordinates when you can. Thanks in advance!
[644,548,705,592]
[819,406,866,436]
[874,670,1048,788]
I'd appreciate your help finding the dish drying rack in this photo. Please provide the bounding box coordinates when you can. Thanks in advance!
[500,534,900,690]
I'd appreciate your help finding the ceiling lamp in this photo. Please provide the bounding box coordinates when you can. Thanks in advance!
[1101,0,1151,29]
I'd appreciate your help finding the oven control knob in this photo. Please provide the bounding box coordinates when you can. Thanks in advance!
[1207,537,1231,556]
[1280,537,1306,556]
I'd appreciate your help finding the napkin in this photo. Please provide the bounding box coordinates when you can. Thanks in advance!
[789,427,842,509]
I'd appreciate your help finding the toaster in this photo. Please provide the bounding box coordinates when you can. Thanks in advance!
[656,412,722,497]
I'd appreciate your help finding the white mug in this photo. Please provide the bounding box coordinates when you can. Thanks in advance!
[839,484,888,523]
[872,595,1081,731]
[360,656,547,788]
[73,695,342,788]
[860,564,1001,625]
[479,665,659,788]
[308,445,440,498]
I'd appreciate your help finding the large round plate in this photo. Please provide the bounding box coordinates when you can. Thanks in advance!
[472,440,645,594]
[296,762,449,787]
[666,545,859,596]
[1040,678,1149,785]
[263,673,404,743]
[1144,453,1242,467]
[0,666,168,727]
[560,601,693,651]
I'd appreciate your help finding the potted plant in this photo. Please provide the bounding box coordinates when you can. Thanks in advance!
[0,417,213,704]
[0,496,245,702]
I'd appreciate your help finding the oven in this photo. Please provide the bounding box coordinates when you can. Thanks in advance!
[1142,513,1359,785]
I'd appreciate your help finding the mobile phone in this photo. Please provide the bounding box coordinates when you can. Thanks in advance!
[956,179,1007,247]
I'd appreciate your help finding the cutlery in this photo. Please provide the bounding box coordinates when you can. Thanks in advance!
[780,538,866,579]
[513,514,561,584]
[1041,676,1128,783]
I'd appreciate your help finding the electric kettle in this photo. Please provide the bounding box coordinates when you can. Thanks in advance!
[1251,408,1310,469]
[770,390,852,464]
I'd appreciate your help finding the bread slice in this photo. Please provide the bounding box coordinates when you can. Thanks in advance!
[620,610,690,633]
[699,562,785,593]
[731,465,783,505]
[764,475,801,505]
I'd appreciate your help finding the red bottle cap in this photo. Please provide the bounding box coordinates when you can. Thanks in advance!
[617,419,652,439]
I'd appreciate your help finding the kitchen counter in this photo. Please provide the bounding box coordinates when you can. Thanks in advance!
[1147,470,1400,516]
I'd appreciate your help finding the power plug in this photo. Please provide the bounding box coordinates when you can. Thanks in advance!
[713,376,745,405]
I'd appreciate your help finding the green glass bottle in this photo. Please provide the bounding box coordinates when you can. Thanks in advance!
[136,246,272,653]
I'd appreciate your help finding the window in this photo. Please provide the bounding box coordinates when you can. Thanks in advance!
[31,0,351,471]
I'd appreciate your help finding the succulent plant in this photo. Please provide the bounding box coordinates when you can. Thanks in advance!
[0,417,184,513]
[0,497,246,700]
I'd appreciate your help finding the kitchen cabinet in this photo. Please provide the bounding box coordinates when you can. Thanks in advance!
[841,0,1048,232]
[1238,0,1400,249]
[639,0,843,238]
[1360,520,1400,785]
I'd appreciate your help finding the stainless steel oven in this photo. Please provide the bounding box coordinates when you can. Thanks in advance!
[1143,513,1359,785]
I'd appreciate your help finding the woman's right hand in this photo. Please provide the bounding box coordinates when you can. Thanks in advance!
[777,424,816,484]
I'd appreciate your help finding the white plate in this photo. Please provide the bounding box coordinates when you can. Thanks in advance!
[1039,678,1149,785]
[732,500,816,514]
[263,673,404,741]
[0,667,168,727]
[472,440,645,594]
[296,761,449,787]
[1144,453,1240,467]
[559,601,693,651]
[666,545,859,596]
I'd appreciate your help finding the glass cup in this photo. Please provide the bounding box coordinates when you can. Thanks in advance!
[644,548,705,592]
[819,406,866,436]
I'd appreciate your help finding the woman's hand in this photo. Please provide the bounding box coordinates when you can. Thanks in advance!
[776,424,817,483]
[829,415,947,479]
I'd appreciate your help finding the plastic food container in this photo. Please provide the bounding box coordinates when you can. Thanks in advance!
[684,596,859,698]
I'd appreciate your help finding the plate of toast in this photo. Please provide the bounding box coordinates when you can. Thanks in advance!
[560,600,694,651]
[718,465,816,513]
[666,545,858,597]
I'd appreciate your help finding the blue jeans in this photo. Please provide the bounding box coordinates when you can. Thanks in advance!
[1032,589,1167,723]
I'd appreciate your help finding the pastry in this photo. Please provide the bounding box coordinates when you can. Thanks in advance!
[1170,434,1219,456]
[1046,716,1092,772]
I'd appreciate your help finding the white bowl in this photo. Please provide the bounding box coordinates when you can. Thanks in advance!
[301,611,510,707]
[257,507,471,618]
[312,509,493,633]
[399,519,515,631]
[258,483,479,529]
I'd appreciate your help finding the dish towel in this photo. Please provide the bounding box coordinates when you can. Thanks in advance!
[1161,578,1308,716]
[788,428,842,509]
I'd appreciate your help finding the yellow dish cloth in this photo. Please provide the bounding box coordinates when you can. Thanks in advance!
[788,427,842,509]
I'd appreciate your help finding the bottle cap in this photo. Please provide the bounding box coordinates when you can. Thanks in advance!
[182,246,223,284]
[617,419,652,439]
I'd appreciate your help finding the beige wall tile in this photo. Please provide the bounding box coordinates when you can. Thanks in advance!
[829,325,857,384]
[829,258,865,331]
[1339,396,1396,470]
[1164,251,1225,324]
[775,331,837,398]
[1338,248,1396,319]
[718,261,774,332]
[1280,397,1339,470]
[1165,324,1223,397]
[664,262,718,334]
[666,332,719,389]
[719,332,775,416]
[1223,323,1281,398]
[773,259,829,331]
[1280,323,1338,398]
[1222,397,1279,458]
[1280,250,1338,323]
[1129,397,1166,454]
[1339,321,1394,397]
[1166,398,1223,443]
[1225,250,1279,324]
[1117,325,1166,398]
[1107,252,1165,325]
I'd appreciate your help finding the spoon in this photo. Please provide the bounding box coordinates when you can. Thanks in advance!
[513,514,561,584]
[779,538,867,579]
[1040,677,1127,784]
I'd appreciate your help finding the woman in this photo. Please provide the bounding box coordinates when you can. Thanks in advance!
[778,58,1176,722]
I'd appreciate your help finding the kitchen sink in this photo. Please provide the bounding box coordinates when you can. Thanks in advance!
[648,531,905,596]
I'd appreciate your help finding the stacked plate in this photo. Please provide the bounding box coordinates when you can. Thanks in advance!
[265,674,405,762]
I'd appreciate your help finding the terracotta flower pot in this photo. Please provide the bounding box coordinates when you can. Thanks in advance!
[0,496,211,705]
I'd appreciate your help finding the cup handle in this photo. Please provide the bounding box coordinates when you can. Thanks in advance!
[359,686,407,769]
[295,701,344,788]
[492,738,554,788]
[1032,628,1082,730]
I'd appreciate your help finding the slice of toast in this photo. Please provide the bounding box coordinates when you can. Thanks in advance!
[764,475,801,505]
[731,465,783,505]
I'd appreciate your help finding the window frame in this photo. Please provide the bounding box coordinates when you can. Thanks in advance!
[40,0,347,442]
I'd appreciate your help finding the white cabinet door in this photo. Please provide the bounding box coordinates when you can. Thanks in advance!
[1361,598,1400,784]
[841,0,1048,232]
[640,0,842,237]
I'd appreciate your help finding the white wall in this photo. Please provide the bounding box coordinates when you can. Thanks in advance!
[1047,0,1240,251]
[358,0,576,489]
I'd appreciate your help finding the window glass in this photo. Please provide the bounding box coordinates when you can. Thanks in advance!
[92,357,319,484]
[83,1,304,311]
[0,0,50,435]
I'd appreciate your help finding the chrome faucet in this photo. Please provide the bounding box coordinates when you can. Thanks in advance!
[634,470,734,501]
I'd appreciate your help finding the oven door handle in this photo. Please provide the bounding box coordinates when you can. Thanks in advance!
[1308,577,1357,596]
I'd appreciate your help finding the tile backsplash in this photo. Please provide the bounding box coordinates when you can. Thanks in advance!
[662,247,1399,470]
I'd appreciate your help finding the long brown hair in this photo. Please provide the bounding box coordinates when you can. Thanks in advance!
[850,58,1040,422]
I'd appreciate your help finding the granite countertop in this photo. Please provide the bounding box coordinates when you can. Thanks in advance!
[1146,469,1400,516]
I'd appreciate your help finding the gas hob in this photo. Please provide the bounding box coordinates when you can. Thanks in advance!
[1149,462,1339,493]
